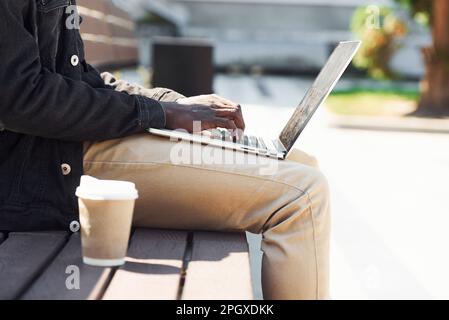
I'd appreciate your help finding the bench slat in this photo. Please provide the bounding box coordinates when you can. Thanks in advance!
[0,232,68,300]
[22,233,113,300]
[102,229,188,300]
[182,232,253,300]
[0,233,6,245]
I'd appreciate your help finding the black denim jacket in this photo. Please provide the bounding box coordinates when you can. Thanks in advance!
[0,0,183,231]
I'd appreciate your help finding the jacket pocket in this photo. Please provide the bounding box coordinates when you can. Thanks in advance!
[36,0,70,71]
[37,0,70,13]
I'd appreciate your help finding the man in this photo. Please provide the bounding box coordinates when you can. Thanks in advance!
[0,0,330,299]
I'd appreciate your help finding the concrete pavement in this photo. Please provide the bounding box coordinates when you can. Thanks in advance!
[216,74,449,300]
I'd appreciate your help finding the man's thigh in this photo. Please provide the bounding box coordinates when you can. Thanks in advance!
[83,134,320,233]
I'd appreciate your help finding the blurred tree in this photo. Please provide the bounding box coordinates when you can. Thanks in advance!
[353,0,449,116]
[396,0,449,116]
[351,6,407,80]
[137,10,175,27]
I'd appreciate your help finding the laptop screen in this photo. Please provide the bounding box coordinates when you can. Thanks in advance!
[279,41,361,152]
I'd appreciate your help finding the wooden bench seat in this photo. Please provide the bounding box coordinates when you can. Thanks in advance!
[0,229,253,300]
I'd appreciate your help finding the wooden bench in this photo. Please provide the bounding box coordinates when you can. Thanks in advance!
[0,229,253,300]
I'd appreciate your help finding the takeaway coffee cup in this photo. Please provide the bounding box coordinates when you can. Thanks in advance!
[76,175,138,267]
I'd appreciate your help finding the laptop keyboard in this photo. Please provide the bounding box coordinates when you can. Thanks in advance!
[208,129,270,151]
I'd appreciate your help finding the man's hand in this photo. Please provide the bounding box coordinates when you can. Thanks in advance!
[161,94,245,133]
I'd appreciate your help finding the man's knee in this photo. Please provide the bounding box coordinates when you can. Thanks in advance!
[303,168,331,232]
[286,162,329,195]
[310,168,330,198]
[287,148,320,168]
[289,166,331,222]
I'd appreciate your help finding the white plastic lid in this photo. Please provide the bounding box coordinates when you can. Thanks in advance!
[75,175,138,200]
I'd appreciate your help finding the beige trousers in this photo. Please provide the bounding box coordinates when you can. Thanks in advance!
[83,134,331,300]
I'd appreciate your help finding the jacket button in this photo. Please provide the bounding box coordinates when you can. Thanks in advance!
[70,55,79,67]
[61,163,71,176]
[70,221,80,233]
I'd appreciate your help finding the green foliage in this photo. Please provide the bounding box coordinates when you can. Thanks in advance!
[395,0,433,25]
[332,87,419,100]
[351,6,408,80]
[327,89,419,116]
[137,10,174,26]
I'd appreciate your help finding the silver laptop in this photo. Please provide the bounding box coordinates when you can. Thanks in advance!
[149,41,361,160]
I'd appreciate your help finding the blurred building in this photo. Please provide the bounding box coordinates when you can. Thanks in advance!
[115,0,431,78]
[77,0,138,69]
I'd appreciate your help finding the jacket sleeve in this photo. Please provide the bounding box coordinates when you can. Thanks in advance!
[0,1,165,142]
[101,71,186,102]
[81,63,114,90]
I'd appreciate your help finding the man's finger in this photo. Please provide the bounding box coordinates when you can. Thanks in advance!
[213,117,237,130]
[214,109,241,117]
[210,102,237,110]
[214,109,245,130]
[210,94,240,108]
[233,108,245,131]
